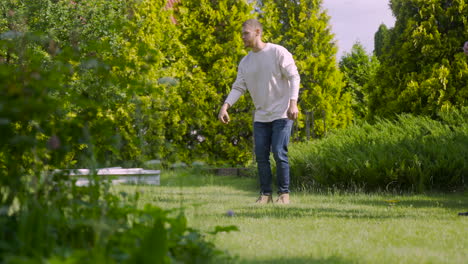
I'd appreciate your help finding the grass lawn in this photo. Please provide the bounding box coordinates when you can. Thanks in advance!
[115,169,468,264]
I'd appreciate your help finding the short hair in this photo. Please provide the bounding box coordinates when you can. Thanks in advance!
[243,19,263,33]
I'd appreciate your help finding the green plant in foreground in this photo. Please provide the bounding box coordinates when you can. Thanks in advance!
[0,176,236,263]
[0,1,236,261]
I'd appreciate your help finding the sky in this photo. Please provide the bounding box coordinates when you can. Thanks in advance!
[322,0,396,59]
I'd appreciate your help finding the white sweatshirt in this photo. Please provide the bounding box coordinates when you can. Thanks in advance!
[225,43,300,122]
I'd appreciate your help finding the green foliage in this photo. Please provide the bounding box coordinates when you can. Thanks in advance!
[0,1,235,262]
[175,0,256,165]
[0,0,164,211]
[368,0,468,118]
[0,0,219,169]
[122,172,468,264]
[258,0,353,138]
[373,23,390,59]
[339,42,380,119]
[0,181,233,263]
[289,108,468,192]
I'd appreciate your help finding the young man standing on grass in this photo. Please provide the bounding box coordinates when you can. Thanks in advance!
[218,19,300,204]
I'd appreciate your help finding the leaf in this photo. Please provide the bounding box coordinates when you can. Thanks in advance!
[209,225,239,235]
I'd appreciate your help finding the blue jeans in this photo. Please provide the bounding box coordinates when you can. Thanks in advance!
[254,118,293,195]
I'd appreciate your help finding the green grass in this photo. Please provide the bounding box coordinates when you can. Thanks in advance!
[115,170,468,264]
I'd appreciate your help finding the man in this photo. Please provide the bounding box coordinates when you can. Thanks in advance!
[218,19,300,204]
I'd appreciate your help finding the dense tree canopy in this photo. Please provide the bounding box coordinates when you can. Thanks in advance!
[259,0,353,137]
[368,0,468,118]
[0,0,355,179]
[339,42,379,119]
[374,23,390,59]
[175,0,256,165]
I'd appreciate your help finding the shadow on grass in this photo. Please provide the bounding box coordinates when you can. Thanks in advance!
[232,206,409,220]
[351,195,468,210]
[141,192,251,207]
[127,169,468,214]
[159,169,259,191]
[240,255,349,264]
[230,200,467,220]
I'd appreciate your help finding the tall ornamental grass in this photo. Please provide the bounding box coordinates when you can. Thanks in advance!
[289,108,468,192]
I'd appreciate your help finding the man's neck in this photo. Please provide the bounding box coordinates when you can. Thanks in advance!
[251,41,266,53]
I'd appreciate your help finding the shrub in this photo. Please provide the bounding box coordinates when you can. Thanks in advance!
[0,1,236,261]
[289,108,468,192]
[0,175,236,263]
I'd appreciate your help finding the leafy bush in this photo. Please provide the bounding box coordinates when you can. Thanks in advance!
[0,1,237,262]
[289,108,468,192]
[339,42,380,119]
[0,177,236,263]
[368,0,468,118]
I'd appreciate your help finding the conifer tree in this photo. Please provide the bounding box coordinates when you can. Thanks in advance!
[339,42,379,119]
[368,0,468,118]
[258,0,353,138]
[374,23,390,59]
[175,0,255,165]
[0,0,208,168]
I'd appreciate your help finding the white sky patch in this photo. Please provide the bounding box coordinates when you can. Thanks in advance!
[322,0,396,59]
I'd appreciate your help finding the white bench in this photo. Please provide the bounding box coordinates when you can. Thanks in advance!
[56,167,160,186]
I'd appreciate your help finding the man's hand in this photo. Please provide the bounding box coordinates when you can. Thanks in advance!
[464,41,468,56]
[218,103,230,124]
[287,100,299,120]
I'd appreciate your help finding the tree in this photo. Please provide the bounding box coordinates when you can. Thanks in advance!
[374,23,390,59]
[175,0,256,165]
[339,42,380,119]
[0,0,195,208]
[368,0,468,118]
[258,0,353,138]
[0,0,135,203]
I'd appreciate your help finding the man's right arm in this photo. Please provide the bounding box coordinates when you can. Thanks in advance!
[218,66,247,124]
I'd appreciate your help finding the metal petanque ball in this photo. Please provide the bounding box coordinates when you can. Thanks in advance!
[226,210,235,217]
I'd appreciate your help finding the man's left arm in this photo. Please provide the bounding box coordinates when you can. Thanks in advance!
[278,48,301,120]
[288,99,299,120]
[287,74,300,120]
